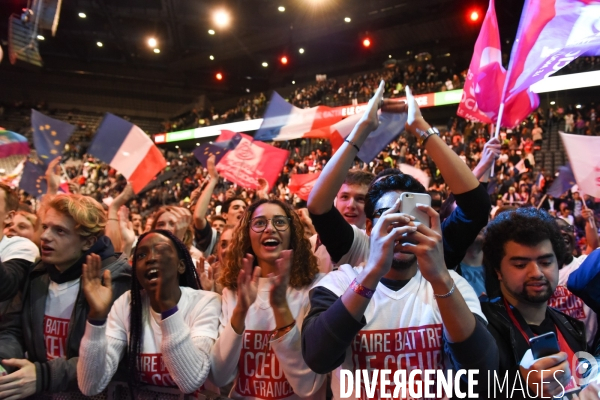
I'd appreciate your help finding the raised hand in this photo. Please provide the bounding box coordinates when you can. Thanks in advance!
[118,206,135,253]
[358,80,386,133]
[405,85,424,128]
[480,137,502,169]
[256,178,269,200]
[269,250,292,309]
[82,254,113,320]
[45,156,62,195]
[114,183,134,206]
[207,155,219,180]
[170,207,192,241]
[197,257,215,291]
[236,254,261,311]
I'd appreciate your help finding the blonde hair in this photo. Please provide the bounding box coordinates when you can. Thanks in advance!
[47,194,107,238]
[15,211,39,231]
[151,206,193,248]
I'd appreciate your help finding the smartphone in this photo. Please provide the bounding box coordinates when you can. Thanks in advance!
[529,332,560,359]
[400,192,431,228]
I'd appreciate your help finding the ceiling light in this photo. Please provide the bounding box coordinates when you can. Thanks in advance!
[550,101,556,105]
[208,29,215,35]
[175,145,179,149]
[262,62,268,67]
[362,38,371,48]
[344,17,351,23]
[299,48,305,54]
[216,73,223,80]
[292,80,295,84]
[153,48,160,53]
[246,88,250,92]
[78,12,86,18]
[213,10,231,27]
[196,143,200,146]
[389,55,392,58]
[96,41,103,47]
[209,55,215,60]
[280,56,288,65]
[37,35,45,40]
[576,104,582,109]
[148,38,157,47]
[278,6,285,12]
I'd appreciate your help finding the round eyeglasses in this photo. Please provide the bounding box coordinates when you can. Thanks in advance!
[250,216,291,233]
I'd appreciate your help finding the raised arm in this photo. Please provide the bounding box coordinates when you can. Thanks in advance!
[193,156,219,231]
[106,184,134,252]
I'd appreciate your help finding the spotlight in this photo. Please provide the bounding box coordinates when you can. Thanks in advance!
[550,101,556,105]
[278,6,285,12]
[175,145,179,149]
[292,80,295,84]
[469,10,480,22]
[78,12,86,18]
[576,104,582,109]
[213,10,231,27]
[148,38,157,47]
[208,29,215,35]
[262,62,268,67]
[344,17,351,23]
[299,48,305,54]
[280,56,288,65]
[96,41,103,47]
[196,143,200,146]
[216,73,223,80]
[37,35,45,40]
[363,38,371,48]
[153,48,160,53]
[209,55,215,60]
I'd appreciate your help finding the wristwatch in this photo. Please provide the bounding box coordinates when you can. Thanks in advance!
[415,126,440,144]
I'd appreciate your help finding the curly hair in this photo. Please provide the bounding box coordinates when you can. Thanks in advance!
[365,170,426,220]
[482,208,567,298]
[219,199,319,290]
[151,206,193,248]
[46,194,107,238]
[127,229,200,395]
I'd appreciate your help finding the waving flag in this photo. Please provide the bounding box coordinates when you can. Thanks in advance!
[0,130,29,158]
[19,160,47,196]
[193,132,242,166]
[457,0,501,123]
[254,92,342,141]
[559,132,600,197]
[31,110,75,163]
[215,131,289,190]
[289,173,321,201]
[88,113,166,193]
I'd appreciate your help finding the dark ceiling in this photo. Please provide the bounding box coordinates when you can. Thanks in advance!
[0,0,526,104]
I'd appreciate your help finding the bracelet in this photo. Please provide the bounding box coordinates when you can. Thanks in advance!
[350,278,375,299]
[344,139,360,152]
[433,280,456,298]
[421,133,434,147]
[270,321,296,340]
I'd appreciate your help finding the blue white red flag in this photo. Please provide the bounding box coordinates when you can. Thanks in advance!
[254,92,342,141]
[88,113,166,193]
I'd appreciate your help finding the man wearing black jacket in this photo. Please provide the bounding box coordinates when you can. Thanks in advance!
[481,208,586,399]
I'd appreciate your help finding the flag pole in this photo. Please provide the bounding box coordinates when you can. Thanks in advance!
[536,194,547,210]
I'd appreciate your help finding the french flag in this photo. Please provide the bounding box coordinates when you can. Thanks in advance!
[88,113,167,193]
[254,92,342,141]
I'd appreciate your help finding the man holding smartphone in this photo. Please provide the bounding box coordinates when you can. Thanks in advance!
[481,208,587,398]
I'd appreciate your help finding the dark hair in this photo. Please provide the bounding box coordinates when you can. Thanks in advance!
[127,229,200,394]
[210,215,226,224]
[365,170,426,220]
[344,170,374,188]
[0,183,20,214]
[482,208,566,298]
[222,197,246,214]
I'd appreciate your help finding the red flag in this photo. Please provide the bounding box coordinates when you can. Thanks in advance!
[288,173,321,201]
[215,131,289,190]
[456,0,501,123]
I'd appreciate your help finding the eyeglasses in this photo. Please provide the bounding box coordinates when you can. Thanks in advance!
[373,207,391,218]
[250,216,291,233]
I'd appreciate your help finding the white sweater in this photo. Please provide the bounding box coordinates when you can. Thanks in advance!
[210,277,326,400]
[78,287,221,395]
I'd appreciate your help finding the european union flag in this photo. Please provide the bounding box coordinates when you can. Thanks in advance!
[31,110,75,164]
[214,132,242,151]
[547,164,577,197]
[193,132,242,166]
[19,160,47,197]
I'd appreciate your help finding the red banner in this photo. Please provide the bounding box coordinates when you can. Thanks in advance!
[288,172,321,201]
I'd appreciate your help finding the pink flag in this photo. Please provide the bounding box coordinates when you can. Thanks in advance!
[456,0,501,123]
[288,172,321,201]
[215,131,289,190]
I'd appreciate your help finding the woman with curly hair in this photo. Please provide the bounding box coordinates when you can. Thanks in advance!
[77,230,221,397]
[211,199,326,400]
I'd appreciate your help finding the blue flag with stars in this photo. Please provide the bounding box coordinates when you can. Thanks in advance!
[193,132,242,166]
[31,110,75,164]
[19,160,48,197]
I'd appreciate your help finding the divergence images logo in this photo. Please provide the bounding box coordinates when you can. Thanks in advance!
[573,351,599,386]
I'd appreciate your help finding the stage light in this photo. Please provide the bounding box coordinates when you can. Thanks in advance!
[299,48,305,54]
[262,62,268,67]
[278,6,285,12]
[208,29,215,35]
[78,12,86,18]
[96,41,103,47]
[389,55,392,58]
[550,101,556,105]
[576,104,582,109]
[292,80,295,84]
[37,35,45,40]
[216,73,223,80]
[175,145,179,149]
[213,10,231,27]
[246,88,250,92]
[344,17,351,23]
[148,38,157,47]
[209,55,215,60]
[469,10,480,22]
[363,38,371,48]
[153,48,160,53]
[281,56,288,64]
[196,143,200,146]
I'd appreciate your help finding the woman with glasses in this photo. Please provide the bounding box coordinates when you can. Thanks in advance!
[210,199,326,400]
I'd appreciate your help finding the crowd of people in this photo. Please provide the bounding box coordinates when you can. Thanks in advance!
[1,82,600,400]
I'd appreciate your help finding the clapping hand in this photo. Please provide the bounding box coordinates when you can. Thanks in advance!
[82,254,112,320]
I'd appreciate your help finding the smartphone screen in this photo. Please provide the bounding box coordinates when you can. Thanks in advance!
[529,332,560,359]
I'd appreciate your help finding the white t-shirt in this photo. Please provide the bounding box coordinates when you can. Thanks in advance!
[310,226,369,273]
[211,276,326,400]
[44,278,80,360]
[549,255,597,346]
[316,265,485,400]
[106,286,221,387]
[0,235,39,262]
